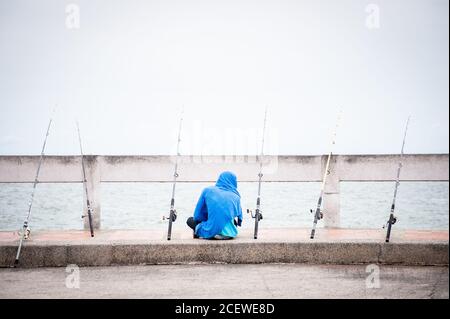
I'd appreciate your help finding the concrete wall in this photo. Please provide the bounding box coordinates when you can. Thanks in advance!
[0,154,448,229]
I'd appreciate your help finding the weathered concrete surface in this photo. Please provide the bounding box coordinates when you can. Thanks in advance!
[0,228,447,268]
[0,264,447,299]
[0,154,447,182]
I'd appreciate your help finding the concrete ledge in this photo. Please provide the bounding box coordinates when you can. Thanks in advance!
[0,228,448,267]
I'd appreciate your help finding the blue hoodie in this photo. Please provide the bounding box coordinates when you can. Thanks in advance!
[193,171,243,239]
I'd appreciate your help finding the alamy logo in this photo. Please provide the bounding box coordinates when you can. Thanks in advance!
[365,264,380,289]
[365,4,380,30]
[65,4,80,29]
[65,264,80,289]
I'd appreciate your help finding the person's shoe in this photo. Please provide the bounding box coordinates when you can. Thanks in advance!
[193,232,199,239]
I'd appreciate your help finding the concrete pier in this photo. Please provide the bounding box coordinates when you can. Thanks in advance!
[0,228,447,268]
[1,264,447,299]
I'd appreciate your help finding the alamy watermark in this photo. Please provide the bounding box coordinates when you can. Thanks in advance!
[65,264,80,289]
[365,4,380,30]
[169,121,280,175]
[65,3,80,29]
[365,264,380,289]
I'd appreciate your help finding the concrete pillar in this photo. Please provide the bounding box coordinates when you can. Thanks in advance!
[82,155,101,230]
[323,155,340,228]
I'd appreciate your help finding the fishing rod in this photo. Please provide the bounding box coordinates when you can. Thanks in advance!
[76,122,95,237]
[384,116,410,243]
[14,118,53,267]
[247,107,268,239]
[310,109,342,240]
[164,109,184,240]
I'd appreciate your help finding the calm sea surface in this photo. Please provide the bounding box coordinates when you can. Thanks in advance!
[0,182,448,231]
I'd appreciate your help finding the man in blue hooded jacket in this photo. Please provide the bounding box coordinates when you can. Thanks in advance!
[186,171,243,239]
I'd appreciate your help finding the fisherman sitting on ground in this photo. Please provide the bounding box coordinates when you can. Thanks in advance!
[186,171,243,239]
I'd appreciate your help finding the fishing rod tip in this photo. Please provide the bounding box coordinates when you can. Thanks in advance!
[50,104,59,118]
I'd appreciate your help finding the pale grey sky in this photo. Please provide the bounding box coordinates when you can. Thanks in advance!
[0,0,448,155]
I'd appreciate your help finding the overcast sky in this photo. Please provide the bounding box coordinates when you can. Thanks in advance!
[0,0,448,155]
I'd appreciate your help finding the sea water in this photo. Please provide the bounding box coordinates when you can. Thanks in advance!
[0,182,448,231]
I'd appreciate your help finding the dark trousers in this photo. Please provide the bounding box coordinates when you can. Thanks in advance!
[186,217,200,239]
[186,217,200,231]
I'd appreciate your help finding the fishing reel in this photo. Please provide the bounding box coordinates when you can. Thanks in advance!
[81,205,94,219]
[81,212,93,219]
[163,209,177,222]
[383,215,397,229]
[247,209,263,221]
[310,209,324,220]
[19,224,31,240]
